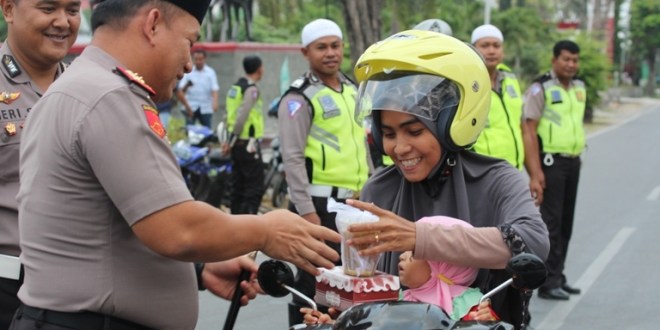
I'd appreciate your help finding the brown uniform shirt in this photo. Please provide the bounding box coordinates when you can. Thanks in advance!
[0,43,65,256]
[17,46,197,328]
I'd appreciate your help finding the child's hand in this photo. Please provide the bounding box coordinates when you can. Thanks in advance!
[469,299,498,321]
[300,307,335,325]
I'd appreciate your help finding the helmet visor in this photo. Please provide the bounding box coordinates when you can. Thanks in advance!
[356,73,461,126]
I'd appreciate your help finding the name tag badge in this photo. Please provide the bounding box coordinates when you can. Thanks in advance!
[227,87,238,99]
[506,85,518,98]
[550,90,563,104]
[319,95,340,119]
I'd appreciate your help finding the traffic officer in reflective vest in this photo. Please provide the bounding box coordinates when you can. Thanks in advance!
[225,55,265,215]
[470,24,525,170]
[0,0,80,327]
[523,40,585,301]
[277,18,371,326]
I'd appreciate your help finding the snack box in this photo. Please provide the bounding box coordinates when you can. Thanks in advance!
[314,266,400,311]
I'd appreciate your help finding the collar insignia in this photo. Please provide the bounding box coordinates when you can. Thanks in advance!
[114,66,156,96]
[5,122,17,136]
[0,91,20,104]
[2,55,21,78]
[143,104,166,138]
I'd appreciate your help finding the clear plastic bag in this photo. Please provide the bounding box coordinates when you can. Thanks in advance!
[327,198,381,277]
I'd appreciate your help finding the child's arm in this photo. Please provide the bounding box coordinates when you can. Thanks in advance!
[300,307,338,325]
[465,300,499,321]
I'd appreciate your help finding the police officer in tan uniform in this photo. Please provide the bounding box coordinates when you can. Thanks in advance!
[0,0,80,327]
[13,1,340,329]
[277,18,371,326]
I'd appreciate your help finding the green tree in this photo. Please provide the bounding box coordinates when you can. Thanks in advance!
[574,33,611,117]
[492,7,555,85]
[630,0,660,96]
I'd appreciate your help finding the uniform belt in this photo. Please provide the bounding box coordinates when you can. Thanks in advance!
[550,153,580,159]
[18,305,154,330]
[308,185,357,199]
[0,254,21,280]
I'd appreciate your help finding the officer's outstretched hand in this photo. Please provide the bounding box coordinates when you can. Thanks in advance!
[261,209,340,275]
[202,256,262,305]
[344,199,416,256]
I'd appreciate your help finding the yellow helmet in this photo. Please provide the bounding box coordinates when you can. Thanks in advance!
[354,30,490,152]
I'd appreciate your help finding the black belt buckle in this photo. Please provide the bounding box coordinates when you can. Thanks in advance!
[330,186,339,199]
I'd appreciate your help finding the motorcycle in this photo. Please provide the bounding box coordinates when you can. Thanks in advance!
[263,137,288,208]
[255,253,547,330]
[172,124,232,208]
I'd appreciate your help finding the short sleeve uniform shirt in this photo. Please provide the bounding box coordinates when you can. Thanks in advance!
[0,43,65,256]
[18,46,197,328]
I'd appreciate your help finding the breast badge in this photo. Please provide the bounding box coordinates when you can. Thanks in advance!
[143,105,166,138]
[0,91,20,104]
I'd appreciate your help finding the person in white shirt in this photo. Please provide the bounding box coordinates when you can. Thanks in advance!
[176,48,219,128]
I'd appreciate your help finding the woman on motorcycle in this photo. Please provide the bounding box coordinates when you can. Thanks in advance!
[344,30,550,326]
[302,216,499,325]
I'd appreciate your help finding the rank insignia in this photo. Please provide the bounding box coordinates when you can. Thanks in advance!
[2,55,21,78]
[115,67,156,96]
[143,104,166,138]
[5,122,17,136]
[0,91,20,104]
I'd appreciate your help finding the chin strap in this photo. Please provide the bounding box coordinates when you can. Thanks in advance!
[421,152,456,198]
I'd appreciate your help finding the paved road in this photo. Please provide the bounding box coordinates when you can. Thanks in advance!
[196,98,660,330]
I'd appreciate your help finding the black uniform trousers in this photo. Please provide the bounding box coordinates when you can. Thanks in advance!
[229,140,265,215]
[539,154,581,289]
[287,196,343,326]
[0,277,22,329]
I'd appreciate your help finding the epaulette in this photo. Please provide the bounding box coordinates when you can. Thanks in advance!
[533,72,552,84]
[288,75,310,91]
[114,66,155,96]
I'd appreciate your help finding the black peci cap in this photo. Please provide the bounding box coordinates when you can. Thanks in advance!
[92,0,211,25]
[165,0,211,24]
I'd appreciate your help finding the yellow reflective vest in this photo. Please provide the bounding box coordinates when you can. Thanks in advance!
[536,74,586,156]
[226,77,264,139]
[472,65,525,170]
[295,77,369,191]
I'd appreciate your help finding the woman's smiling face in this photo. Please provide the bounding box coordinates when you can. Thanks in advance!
[380,111,442,182]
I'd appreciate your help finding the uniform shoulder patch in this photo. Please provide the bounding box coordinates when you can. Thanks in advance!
[115,67,156,96]
[142,104,166,138]
[287,100,302,118]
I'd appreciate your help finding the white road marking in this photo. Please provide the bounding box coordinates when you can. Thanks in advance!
[536,227,636,330]
[647,186,660,201]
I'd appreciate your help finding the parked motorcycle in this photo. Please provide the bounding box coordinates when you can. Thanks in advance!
[263,137,288,208]
[256,253,547,330]
[172,124,232,208]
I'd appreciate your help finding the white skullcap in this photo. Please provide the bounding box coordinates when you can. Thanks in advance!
[471,24,504,44]
[301,18,343,47]
[414,19,453,36]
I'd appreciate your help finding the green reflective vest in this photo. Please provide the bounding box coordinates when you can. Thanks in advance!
[299,80,369,191]
[472,66,525,170]
[226,77,264,139]
[537,76,586,156]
